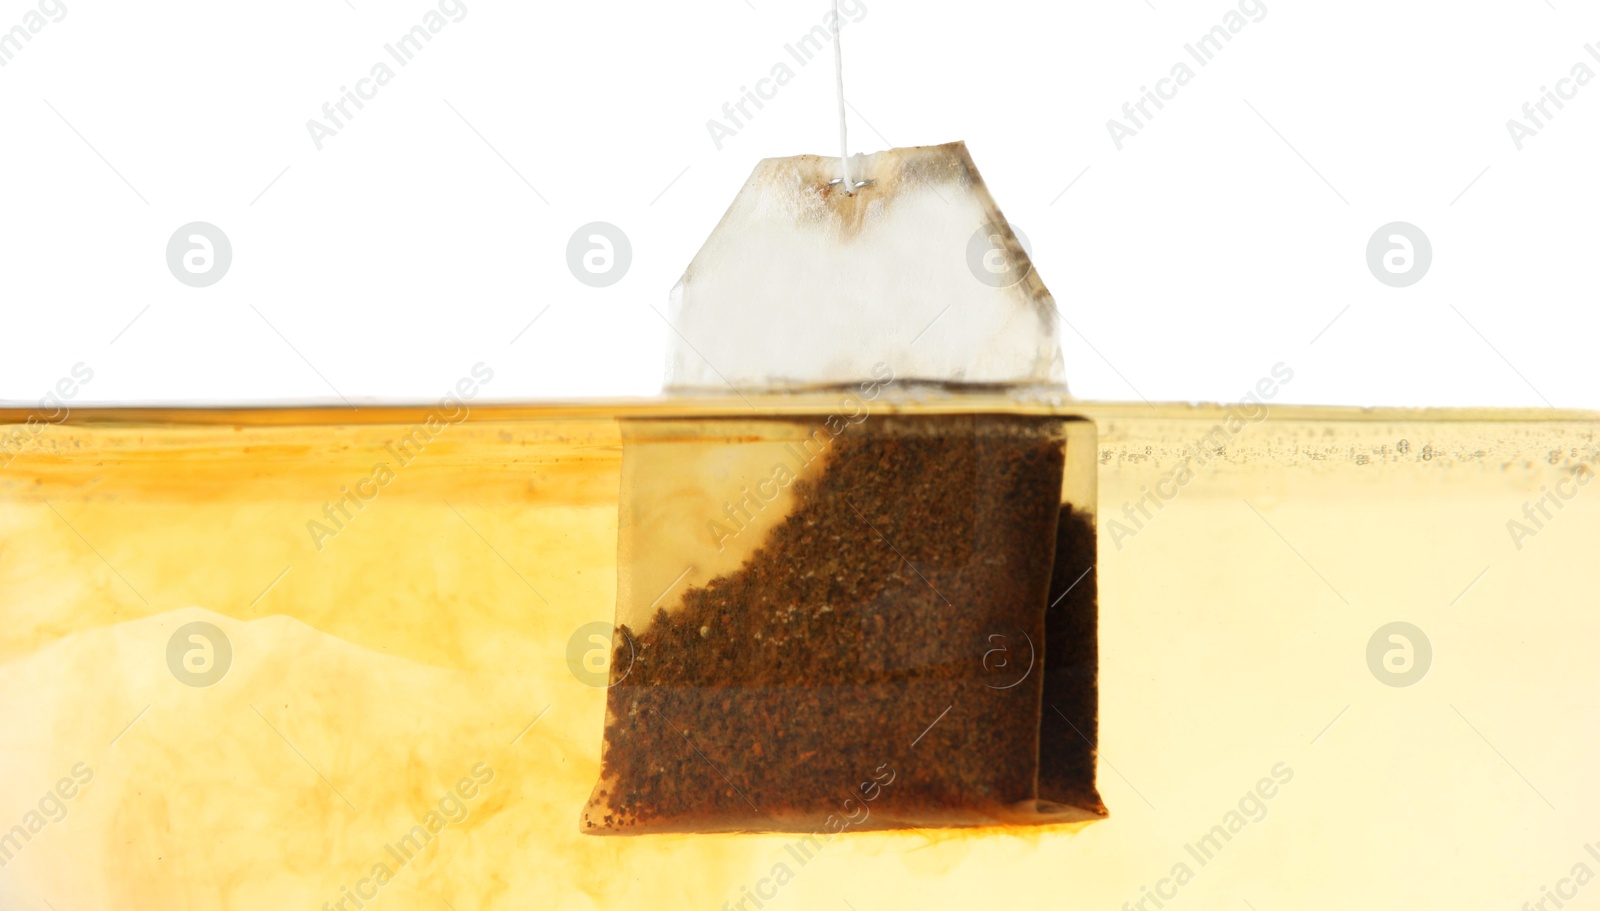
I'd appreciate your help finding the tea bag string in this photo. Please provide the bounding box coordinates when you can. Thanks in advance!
[831,0,854,193]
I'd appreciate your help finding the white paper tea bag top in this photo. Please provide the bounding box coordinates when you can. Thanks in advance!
[665,141,1065,391]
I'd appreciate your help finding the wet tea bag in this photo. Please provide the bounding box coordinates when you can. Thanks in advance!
[583,142,1102,834]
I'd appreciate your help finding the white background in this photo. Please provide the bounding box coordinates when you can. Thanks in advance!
[0,0,1595,408]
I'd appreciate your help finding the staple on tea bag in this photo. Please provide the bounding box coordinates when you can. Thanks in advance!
[664,141,1064,392]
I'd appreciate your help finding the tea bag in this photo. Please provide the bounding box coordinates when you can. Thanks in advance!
[583,143,1101,834]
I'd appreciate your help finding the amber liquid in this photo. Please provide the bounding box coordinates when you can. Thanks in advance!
[1,398,1596,910]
